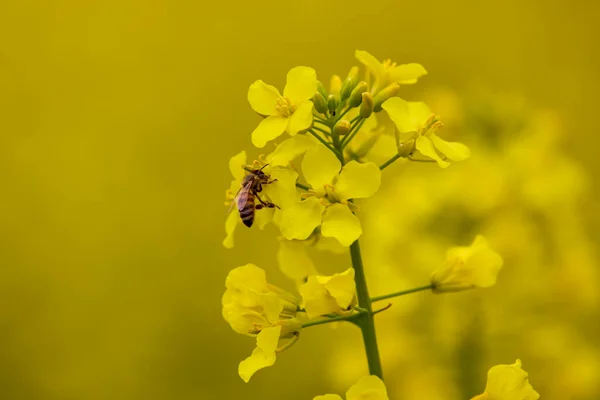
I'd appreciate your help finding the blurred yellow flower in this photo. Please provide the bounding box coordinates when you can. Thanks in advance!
[382,97,470,167]
[355,49,427,92]
[314,375,389,400]
[299,267,356,318]
[431,235,503,293]
[276,144,381,246]
[276,239,318,285]
[222,264,301,337]
[471,359,540,400]
[248,66,317,148]
[238,325,282,383]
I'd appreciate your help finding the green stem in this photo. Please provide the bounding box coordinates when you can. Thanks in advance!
[340,118,365,150]
[371,284,434,303]
[312,125,331,136]
[295,182,310,191]
[379,154,402,170]
[301,313,359,328]
[336,107,351,122]
[350,240,383,379]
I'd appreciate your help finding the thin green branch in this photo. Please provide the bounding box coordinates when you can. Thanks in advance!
[371,284,434,303]
[312,125,331,136]
[308,129,336,152]
[379,154,402,170]
[301,313,359,328]
[295,182,310,191]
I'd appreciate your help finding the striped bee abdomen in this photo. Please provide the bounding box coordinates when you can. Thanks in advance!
[237,189,255,227]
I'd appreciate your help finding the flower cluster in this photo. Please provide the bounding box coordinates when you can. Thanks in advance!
[218,49,541,399]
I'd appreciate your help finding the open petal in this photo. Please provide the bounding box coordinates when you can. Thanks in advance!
[248,80,281,116]
[229,151,247,181]
[355,50,386,81]
[238,326,281,383]
[302,143,341,193]
[321,204,362,247]
[299,277,341,318]
[283,66,317,104]
[226,264,269,293]
[277,240,317,284]
[381,97,413,132]
[314,395,343,400]
[346,375,389,400]
[278,197,326,241]
[254,207,274,230]
[485,360,539,400]
[287,101,314,135]
[266,135,315,167]
[390,63,428,84]
[251,115,289,148]
[430,133,471,162]
[223,210,240,249]
[316,268,356,309]
[263,167,300,209]
[415,136,449,168]
[335,161,381,201]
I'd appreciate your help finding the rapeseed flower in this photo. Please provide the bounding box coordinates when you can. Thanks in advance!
[314,375,389,400]
[355,49,427,93]
[248,66,317,148]
[299,268,356,318]
[471,359,540,400]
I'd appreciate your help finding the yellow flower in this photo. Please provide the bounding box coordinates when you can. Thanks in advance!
[431,235,504,293]
[314,375,389,400]
[222,264,301,336]
[471,359,540,400]
[248,66,317,148]
[276,238,318,285]
[355,49,427,92]
[382,97,470,168]
[299,268,356,318]
[276,144,381,246]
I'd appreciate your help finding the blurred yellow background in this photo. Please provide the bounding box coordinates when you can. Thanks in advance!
[0,1,598,399]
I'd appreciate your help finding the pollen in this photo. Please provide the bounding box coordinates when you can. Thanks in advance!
[275,97,296,117]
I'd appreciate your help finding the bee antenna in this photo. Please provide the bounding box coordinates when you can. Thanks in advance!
[259,164,269,171]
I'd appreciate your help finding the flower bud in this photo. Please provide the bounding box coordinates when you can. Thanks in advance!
[359,92,374,118]
[397,139,415,157]
[373,82,400,112]
[340,77,358,102]
[312,92,328,114]
[327,94,339,114]
[348,81,368,108]
[333,119,352,136]
[316,80,327,98]
[347,66,360,82]
[330,74,342,95]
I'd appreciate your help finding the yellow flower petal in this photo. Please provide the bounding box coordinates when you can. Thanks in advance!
[254,207,274,230]
[223,210,239,249]
[248,80,281,116]
[238,326,281,383]
[415,136,449,168]
[316,267,356,309]
[228,151,247,181]
[314,395,343,400]
[283,66,317,104]
[251,115,289,148]
[382,98,431,133]
[226,264,269,293]
[334,161,381,201]
[278,197,326,241]
[321,204,362,247]
[299,277,341,318]
[430,133,471,162]
[263,167,299,209]
[302,143,341,192]
[266,135,315,167]
[277,239,317,284]
[355,50,386,81]
[390,63,428,84]
[346,375,389,400]
[287,101,314,135]
[485,359,540,400]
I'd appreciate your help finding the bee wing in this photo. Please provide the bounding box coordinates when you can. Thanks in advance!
[236,185,252,212]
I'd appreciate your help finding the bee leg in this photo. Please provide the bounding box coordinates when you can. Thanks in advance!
[255,204,264,210]
[255,194,280,210]
[267,179,278,184]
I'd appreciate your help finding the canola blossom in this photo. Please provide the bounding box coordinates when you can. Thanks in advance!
[220,49,541,398]
[471,360,540,400]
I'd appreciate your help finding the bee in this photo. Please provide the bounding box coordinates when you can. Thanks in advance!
[233,164,279,227]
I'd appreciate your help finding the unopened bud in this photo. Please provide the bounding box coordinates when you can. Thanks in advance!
[340,77,357,102]
[347,66,360,82]
[348,81,368,108]
[359,92,374,118]
[373,82,400,112]
[330,75,342,95]
[327,94,339,114]
[316,80,327,98]
[333,119,352,136]
[397,139,415,157]
[312,92,328,114]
